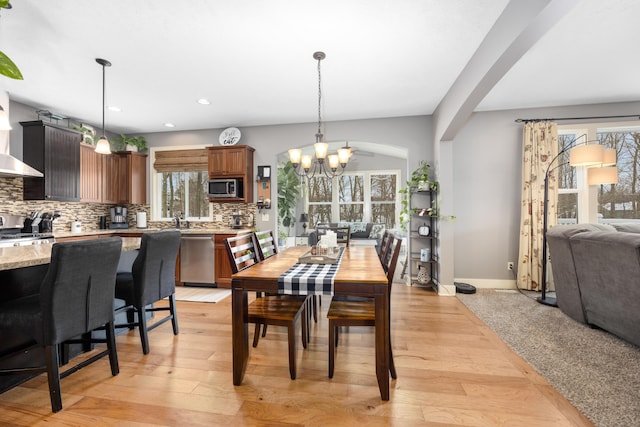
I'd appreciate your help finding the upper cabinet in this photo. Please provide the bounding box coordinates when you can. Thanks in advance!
[208,145,254,203]
[21,121,81,202]
[80,147,147,205]
[80,143,103,203]
[102,151,147,205]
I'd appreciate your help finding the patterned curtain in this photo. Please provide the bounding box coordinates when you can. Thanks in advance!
[517,122,558,291]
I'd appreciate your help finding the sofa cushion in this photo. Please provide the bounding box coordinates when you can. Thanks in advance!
[611,223,640,233]
[368,223,386,239]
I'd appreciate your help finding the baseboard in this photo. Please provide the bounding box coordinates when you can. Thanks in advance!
[453,278,517,290]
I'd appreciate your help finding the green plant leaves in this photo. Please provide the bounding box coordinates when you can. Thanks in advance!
[0,51,23,80]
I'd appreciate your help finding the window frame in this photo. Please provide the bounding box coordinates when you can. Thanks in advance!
[558,121,640,224]
[305,169,401,229]
[150,146,212,222]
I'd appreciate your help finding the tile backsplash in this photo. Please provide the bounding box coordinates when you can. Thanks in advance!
[0,177,257,232]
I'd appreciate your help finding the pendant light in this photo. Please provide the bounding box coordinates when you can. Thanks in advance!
[94,58,112,155]
[288,51,350,179]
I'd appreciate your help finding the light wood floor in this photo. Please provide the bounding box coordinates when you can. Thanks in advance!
[0,283,594,426]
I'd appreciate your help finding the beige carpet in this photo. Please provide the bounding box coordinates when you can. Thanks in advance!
[174,286,231,303]
[458,289,640,427]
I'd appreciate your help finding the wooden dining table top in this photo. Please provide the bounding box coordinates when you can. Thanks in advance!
[231,245,388,288]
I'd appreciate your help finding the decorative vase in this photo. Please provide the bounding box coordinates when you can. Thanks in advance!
[417,265,429,284]
[417,180,428,191]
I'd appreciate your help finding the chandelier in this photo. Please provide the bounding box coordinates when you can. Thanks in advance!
[288,51,350,179]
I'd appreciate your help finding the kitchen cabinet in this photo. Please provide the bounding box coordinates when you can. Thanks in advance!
[214,233,234,288]
[102,151,147,204]
[80,143,103,203]
[207,145,254,203]
[21,121,81,202]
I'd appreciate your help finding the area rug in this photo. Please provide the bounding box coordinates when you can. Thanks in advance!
[174,286,231,303]
[457,289,640,427]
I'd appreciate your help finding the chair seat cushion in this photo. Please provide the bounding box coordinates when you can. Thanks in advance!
[0,294,43,342]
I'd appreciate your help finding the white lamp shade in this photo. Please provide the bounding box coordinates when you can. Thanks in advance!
[328,154,339,169]
[588,166,618,185]
[301,154,313,170]
[570,144,604,166]
[314,142,328,160]
[94,137,112,154]
[602,148,616,166]
[288,148,302,165]
[337,148,351,164]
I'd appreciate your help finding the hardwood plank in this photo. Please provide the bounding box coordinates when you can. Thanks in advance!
[0,282,594,426]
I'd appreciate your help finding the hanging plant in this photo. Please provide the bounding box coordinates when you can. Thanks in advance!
[0,1,23,80]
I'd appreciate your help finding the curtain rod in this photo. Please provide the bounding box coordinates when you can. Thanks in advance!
[514,114,640,123]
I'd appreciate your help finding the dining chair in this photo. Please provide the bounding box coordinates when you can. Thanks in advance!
[378,230,394,268]
[253,230,312,345]
[0,237,122,413]
[114,230,181,355]
[326,233,402,379]
[226,233,308,379]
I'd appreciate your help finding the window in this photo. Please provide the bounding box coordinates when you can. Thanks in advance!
[306,170,400,229]
[558,122,640,224]
[158,171,209,219]
[152,148,210,221]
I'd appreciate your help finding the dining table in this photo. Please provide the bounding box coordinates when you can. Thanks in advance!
[231,245,392,400]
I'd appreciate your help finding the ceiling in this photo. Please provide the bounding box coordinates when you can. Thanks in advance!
[0,0,638,135]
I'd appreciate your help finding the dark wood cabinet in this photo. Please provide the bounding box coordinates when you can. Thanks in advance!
[102,151,147,204]
[21,121,81,201]
[80,143,103,203]
[214,233,234,288]
[207,145,254,203]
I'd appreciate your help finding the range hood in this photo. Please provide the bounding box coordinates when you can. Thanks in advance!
[0,152,44,178]
[0,92,44,178]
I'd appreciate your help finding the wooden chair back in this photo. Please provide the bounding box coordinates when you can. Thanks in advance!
[384,234,402,288]
[378,230,393,264]
[254,230,279,261]
[225,233,260,274]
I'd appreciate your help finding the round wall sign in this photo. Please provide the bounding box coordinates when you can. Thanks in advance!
[219,127,241,145]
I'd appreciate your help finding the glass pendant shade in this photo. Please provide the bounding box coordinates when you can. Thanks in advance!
[301,155,313,170]
[95,137,111,155]
[288,149,302,165]
[569,144,604,166]
[328,154,339,169]
[314,142,328,160]
[588,166,618,185]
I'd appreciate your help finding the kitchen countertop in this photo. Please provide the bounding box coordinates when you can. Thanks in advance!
[0,237,142,271]
[53,227,252,239]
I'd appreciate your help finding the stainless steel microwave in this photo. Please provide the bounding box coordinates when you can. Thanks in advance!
[208,178,242,198]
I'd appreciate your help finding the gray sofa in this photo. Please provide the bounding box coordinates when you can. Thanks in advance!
[307,222,386,246]
[547,223,640,347]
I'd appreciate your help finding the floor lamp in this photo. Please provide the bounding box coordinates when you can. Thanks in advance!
[538,138,617,306]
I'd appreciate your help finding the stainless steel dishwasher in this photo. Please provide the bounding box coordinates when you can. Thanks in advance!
[180,235,215,286]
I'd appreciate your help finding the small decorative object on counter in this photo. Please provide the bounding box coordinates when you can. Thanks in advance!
[71,220,82,233]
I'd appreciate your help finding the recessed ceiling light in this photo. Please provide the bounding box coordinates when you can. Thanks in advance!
[164,123,175,128]
[107,106,121,112]
[197,98,211,105]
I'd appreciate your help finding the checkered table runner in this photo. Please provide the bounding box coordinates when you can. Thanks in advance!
[278,247,345,295]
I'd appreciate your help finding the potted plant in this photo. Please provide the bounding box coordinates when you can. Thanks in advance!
[72,124,96,145]
[277,161,301,238]
[113,134,148,152]
[399,161,452,231]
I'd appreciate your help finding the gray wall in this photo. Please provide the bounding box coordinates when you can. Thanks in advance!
[144,116,433,232]
[8,97,640,286]
[451,100,640,283]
